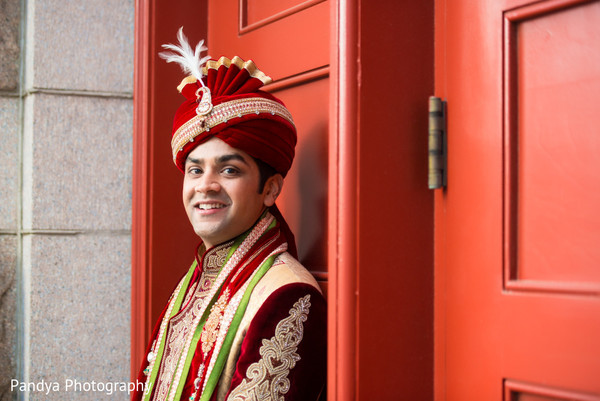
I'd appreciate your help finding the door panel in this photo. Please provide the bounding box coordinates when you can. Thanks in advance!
[207,0,330,292]
[506,0,600,291]
[435,0,600,399]
[209,0,328,81]
[269,76,329,297]
[505,379,600,401]
[241,0,324,32]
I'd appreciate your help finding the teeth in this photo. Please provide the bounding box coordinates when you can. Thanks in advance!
[198,203,225,210]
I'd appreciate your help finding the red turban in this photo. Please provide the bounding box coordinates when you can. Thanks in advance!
[170,56,297,176]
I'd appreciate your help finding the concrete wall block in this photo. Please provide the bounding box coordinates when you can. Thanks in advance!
[0,235,17,401]
[30,0,134,93]
[0,97,19,230]
[27,233,131,400]
[0,0,21,92]
[27,94,132,231]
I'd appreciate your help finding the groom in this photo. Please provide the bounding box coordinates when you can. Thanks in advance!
[132,30,326,401]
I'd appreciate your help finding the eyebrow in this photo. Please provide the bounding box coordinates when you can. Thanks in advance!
[217,153,249,165]
[185,153,249,166]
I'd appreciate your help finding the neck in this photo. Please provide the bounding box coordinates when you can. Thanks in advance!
[199,208,270,251]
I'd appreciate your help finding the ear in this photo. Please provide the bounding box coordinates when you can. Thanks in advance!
[262,174,283,207]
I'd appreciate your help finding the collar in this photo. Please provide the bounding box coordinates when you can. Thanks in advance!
[195,240,235,275]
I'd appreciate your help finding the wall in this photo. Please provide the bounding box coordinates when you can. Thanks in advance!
[0,0,134,400]
[0,0,24,398]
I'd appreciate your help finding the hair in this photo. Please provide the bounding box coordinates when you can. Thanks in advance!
[252,156,278,194]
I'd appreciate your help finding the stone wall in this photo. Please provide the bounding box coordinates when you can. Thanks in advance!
[0,0,134,400]
[0,0,23,398]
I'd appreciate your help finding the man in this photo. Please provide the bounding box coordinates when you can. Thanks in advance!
[132,29,326,401]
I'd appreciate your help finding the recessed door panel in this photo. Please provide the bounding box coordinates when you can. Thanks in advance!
[241,0,325,31]
[209,0,329,81]
[505,1,600,292]
[504,379,600,401]
[269,75,329,296]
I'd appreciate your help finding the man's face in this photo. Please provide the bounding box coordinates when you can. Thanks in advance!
[182,137,279,249]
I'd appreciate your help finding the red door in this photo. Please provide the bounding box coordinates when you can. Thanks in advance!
[434,0,600,399]
[207,0,330,295]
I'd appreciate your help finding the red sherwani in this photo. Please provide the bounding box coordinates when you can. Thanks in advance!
[133,242,326,401]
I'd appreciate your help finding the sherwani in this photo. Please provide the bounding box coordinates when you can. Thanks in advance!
[133,240,326,401]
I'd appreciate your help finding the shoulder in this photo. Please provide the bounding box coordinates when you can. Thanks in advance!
[252,252,321,299]
[238,252,323,332]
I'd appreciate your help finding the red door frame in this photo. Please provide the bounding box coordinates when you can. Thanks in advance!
[133,1,435,398]
[328,0,357,397]
[333,2,435,399]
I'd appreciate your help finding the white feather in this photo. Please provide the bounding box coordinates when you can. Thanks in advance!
[159,27,210,86]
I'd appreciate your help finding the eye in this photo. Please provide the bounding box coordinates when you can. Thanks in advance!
[222,167,240,176]
[187,167,203,176]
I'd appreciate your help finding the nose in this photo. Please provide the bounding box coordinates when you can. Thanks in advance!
[194,173,221,193]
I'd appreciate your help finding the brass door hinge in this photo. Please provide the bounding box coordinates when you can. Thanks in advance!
[428,96,447,189]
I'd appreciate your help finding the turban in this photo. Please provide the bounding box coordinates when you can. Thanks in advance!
[169,56,297,176]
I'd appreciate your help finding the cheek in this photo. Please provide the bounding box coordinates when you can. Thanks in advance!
[231,184,262,210]
[182,181,194,203]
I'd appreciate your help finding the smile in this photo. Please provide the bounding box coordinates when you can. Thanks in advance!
[196,203,227,210]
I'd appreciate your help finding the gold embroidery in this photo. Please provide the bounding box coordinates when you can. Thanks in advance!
[227,295,312,401]
[181,282,198,309]
[177,75,199,92]
[203,56,272,85]
[142,277,186,398]
[171,98,295,162]
[151,242,231,401]
[201,289,230,354]
[207,245,230,270]
[177,57,271,93]
[202,243,287,395]
[166,215,275,401]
